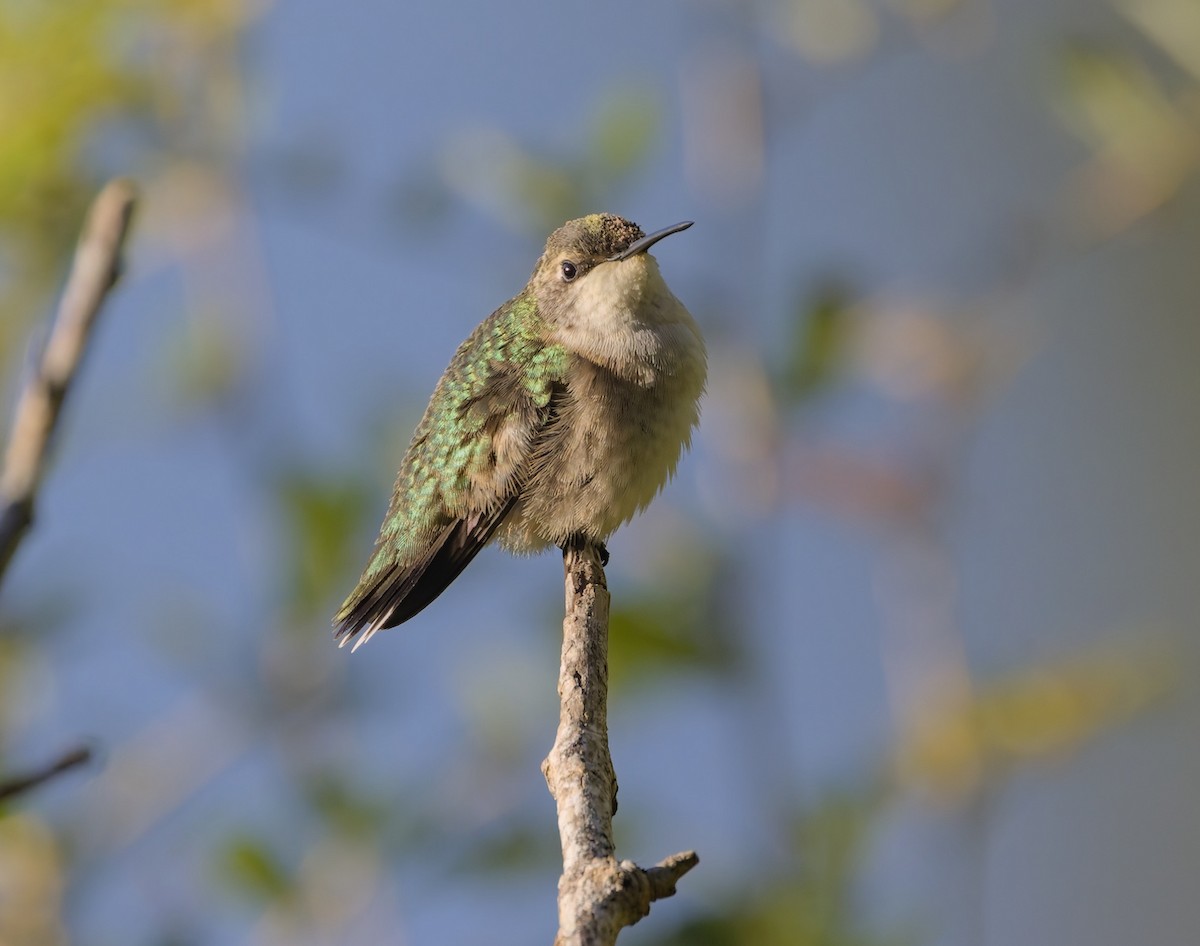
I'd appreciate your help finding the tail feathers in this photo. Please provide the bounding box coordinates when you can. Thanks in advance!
[334,499,516,650]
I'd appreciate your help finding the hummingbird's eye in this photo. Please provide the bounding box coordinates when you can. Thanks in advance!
[560,260,578,282]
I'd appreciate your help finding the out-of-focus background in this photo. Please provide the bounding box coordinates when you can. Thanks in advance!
[2,0,1198,943]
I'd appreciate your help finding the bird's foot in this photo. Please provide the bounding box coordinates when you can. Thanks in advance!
[560,533,610,567]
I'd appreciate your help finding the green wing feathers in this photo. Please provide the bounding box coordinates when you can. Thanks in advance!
[334,299,567,648]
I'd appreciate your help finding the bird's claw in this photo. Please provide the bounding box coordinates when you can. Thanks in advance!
[560,534,610,567]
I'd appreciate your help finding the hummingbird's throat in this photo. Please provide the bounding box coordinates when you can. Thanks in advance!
[570,255,656,329]
[553,254,688,383]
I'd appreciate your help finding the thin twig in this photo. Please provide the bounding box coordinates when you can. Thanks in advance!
[542,541,698,946]
[0,744,94,803]
[0,178,138,589]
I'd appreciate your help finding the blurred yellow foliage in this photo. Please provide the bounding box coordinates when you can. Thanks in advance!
[0,815,66,946]
[1115,0,1200,83]
[0,0,134,350]
[893,646,1175,803]
[780,0,880,64]
[1057,2,1200,235]
[0,0,268,351]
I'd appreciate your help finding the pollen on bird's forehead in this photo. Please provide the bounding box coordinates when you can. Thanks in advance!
[546,213,645,260]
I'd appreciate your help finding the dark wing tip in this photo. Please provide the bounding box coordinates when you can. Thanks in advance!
[333,500,517,652]
[333,561,449,652]
[333,566,407,651]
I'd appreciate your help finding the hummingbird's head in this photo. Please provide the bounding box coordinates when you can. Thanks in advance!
[529,214,693,335]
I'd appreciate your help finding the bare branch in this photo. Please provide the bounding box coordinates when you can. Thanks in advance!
[0,744,94,803]
[0,179,138,588]
[542,541,699,946]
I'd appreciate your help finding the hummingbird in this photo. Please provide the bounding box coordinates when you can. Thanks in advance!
[334,214,706,650]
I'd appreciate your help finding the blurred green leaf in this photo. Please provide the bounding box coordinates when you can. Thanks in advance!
[437,85,662,236]
[276,472,372,622]
[450,821,560,876]
[779,280,855,405]
[216,834,294,904]
[608,596,734,682]
[654,913,745,946]
[607,551,742,687]
[654,787,899,946]
[263,138,346,205]
[161,313,248,409]
[303,774,391,842]
[151,931,203,946]
[589,90,660,180]
[385,162,455,233]
[788,789,884,942]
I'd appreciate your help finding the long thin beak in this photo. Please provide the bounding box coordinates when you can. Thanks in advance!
[607,220,693,261]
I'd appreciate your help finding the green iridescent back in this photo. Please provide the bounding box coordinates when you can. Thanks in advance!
[358,294,567,580]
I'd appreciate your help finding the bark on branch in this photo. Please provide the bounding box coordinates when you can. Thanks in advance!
[542,541,698,946]
[0,178,138,590]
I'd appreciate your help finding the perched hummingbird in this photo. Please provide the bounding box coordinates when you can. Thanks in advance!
[334,214,706,650]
